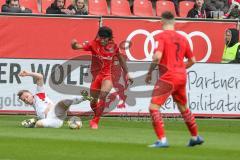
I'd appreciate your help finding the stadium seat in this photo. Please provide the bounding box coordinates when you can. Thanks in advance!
[65,0,72,8]
[179,0,194,17]
[0,0,3,12]
[133,0,154,17]
[20,0,39,13]
[0,0,5,9]
[0,0,39,13]
[88,0,108,16]
[156,0,176,17]
[41,0,54,13]
[111,0,132,16]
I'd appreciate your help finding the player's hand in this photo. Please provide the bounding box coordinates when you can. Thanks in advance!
[71,39,79,49]
[71,9,76,14]
[125,73,133,86]
[145,73,152,84]
[20,6,25,11]
[61,9,71,14]
[19,70,30,77]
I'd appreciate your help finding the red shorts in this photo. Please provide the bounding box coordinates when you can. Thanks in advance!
[90,74,112,91]
[151,75,187,105]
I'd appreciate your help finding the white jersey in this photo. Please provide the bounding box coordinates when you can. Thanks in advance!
[33,85,54,119]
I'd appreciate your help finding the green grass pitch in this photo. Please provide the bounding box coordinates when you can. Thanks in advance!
[0,115,239,160]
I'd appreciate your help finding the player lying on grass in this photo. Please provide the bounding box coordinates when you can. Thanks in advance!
[145,11,204,148]
[18,70,91,128]
[71,26,133,129]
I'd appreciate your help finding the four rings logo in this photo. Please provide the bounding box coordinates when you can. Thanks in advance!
[125,29,212,62]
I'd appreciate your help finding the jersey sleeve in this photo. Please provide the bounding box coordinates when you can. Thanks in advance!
[36,85,45,94]
[35,85,46,101]
[82,40,92,51]
[185,39,194,59]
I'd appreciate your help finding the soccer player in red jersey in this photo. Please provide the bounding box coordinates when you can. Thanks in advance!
[145,11,204,147]
[71,26,133,129]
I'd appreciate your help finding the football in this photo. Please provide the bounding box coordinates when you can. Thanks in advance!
[67,116,83,129]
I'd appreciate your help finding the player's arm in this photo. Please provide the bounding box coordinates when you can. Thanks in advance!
[44,104,53,117]
[117,53,133,85]
[184,40,196,69]
[19,70,44,86]
[145,51,162,84]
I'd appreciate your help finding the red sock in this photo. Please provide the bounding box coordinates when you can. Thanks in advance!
[182,108,198,136]
[90,103,97,115]
[149,109,165,140]
[92,99,105,124]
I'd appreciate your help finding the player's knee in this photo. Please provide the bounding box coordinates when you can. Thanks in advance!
[91,100,97,106]
[99,92,108,100]
[149,103,160,110]
[59,100,71,107]
[175,101,187,113]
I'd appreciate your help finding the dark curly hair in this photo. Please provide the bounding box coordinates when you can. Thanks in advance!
[97,26,113,39]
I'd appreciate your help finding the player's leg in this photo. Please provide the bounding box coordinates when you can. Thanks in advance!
[148,80,173,148]
[98,78,113,112]
[89,77,101,129]
[89,75,102,114]
[148,103,169,148]
[35,102,65,128]
[35,118,63,128]
[90,78,113,129]
[173,83,204,146]
[90,87,100,115]
[60,97,85,108]
[35,120,44,128]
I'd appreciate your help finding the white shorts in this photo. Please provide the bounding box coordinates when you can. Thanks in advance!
[39,102,67,128]
[40,118,63,128]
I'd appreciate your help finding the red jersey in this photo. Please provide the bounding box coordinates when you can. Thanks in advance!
[154,30,193,77]
[83,39,119,77]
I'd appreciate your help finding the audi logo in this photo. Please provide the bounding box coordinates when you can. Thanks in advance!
[125,29,212,62]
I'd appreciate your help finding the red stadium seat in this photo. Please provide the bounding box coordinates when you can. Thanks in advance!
[133,0,154,17]
[20,0,39,13]
[65,0,72,8]
[0,0,4,12]
[0,0,39,13]
[179,1,194,17]
[156,0,176,17]
[41,0,54,13]
[0,0,5,8]
[88,0,108,16]
[111,0,132,16]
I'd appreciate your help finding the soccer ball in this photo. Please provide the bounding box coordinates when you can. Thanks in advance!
[67,116,83,129]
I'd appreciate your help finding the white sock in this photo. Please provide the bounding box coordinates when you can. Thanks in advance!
[160,137,167,143]
[71,96,84,105]
[192,136,197,140]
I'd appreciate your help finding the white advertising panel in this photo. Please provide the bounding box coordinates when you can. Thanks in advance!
[0,59,240,117]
